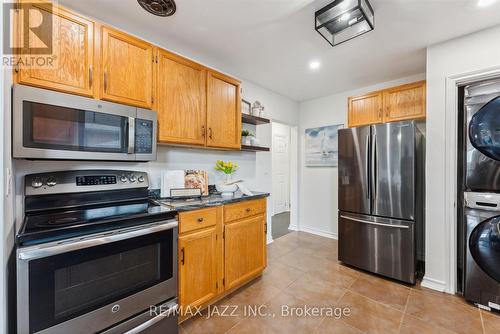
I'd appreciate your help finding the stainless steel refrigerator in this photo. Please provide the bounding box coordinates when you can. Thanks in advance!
[338,120,424,284]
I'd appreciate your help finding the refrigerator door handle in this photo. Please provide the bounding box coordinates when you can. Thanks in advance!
[340,215,410,229]
[371,133,378,199]
[365,134,370,199]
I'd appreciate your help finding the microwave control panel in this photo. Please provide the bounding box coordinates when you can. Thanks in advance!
[135,119,153,154]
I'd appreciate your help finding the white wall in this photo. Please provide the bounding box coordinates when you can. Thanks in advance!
[424,25,500,293]
[297,73,425,239]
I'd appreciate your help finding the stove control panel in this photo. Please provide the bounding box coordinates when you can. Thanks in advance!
[25,170,150,196]
[76,175,117,186]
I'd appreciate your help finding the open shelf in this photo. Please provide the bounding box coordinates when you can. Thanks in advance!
[242,113,270,125]
[241,145,270,152]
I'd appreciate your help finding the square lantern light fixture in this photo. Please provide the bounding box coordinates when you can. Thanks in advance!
[315,0,374,47]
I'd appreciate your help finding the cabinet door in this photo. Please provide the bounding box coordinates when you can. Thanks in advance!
[16,2,95,97]
[157,50,207,145]
[206,71,241,149]
[224,215,266,290]
[383,81,426,122]
[348,92,383,127]
[101,27,153,108]
[178,228,218,310]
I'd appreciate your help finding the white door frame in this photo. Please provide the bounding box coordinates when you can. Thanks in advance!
[269,121,299,237]
[441,65,500,294]
[271,122,291,215]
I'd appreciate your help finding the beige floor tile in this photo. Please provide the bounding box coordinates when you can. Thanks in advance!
[267,242,294,260]
[225,318,279,334]
[314,318,365,334]
[286,273,347,306]
[482,310,500,334]
[181,307,243,334]
[338,291,404,334]
[399,314,457,334]
[348,275,410,311]
[278,249,338,272]
[226,278,281,307]
[257,291,325,334]
[405,289,482,334]
[307,262,358,288]
[260,262,305,290]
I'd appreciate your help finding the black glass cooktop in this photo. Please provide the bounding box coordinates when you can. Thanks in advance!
[18,200,177,246]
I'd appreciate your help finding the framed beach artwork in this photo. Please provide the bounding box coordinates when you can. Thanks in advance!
[305,124,343,167]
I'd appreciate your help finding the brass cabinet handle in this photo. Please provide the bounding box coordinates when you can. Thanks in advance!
[246,208,251,213]
[197,217,204,223]
[208,128,213,139]
[201,126,206,138]
[104,71,108,92]
[265,223,267,234]
[89,68,93,88]
[181,247,185,265]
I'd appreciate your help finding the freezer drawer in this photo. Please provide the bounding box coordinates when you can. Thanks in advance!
[338,212,416,284]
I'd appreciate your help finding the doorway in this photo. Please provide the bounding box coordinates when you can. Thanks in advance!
[272,122,292,240]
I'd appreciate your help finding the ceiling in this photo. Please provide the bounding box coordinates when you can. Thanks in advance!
[59,0,500,101]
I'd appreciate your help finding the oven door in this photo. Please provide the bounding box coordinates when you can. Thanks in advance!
[13,84,138,161]
[17,220,178,334]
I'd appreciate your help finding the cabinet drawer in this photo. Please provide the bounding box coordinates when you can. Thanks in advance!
[224,199,266,223]
[179,207,217,234]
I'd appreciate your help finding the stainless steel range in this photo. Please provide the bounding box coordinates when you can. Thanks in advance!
[16,170,179,334]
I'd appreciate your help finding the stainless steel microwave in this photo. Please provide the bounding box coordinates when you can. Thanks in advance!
[13,85,157,161]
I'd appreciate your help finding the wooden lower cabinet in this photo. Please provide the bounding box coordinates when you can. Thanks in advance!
[224,215,267,290]
[177,199,267,322]
[178,227,218,310]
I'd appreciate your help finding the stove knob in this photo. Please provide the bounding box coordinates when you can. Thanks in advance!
[46,177,57,187]
[120,175,128,183]
[129,175,137,183]
[31,178,43,189]
[138,176,145,183]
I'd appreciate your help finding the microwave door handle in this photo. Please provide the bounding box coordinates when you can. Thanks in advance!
[124,302,179,334]
[128,117,135,154]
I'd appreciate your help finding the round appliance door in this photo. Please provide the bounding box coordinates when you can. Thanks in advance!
[469,96,500,162]
[469,215,500,283]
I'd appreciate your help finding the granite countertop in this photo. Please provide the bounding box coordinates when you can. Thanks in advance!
[150,191,269,212]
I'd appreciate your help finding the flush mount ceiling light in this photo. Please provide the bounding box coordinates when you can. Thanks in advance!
[137,0,176,17]
[315,0,374,47]
[477,0,497,7]
[309,60,321,70]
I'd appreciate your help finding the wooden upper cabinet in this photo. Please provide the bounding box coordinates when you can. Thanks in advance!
[224,215,266,290]
[178,227,218,310]
[206,71,242,149]
[347,80,426,127]
[16,2,95,97]
[156,50,207,146]
[348,92,383,128]
[383,81,426,122]
[101,26,154,108]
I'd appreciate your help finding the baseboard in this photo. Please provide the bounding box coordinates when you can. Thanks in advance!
[288,224,299,231]
[421,276,449,293]
[298,225,338,240]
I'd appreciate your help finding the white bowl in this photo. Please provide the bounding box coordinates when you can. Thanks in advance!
[216,183,238,197]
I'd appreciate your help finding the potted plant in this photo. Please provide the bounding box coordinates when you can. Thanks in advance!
[214,160,239,196]
[241,130,254,145]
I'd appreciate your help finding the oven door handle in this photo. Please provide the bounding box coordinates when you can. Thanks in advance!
[18,219,178,261]
[124,302,178,334]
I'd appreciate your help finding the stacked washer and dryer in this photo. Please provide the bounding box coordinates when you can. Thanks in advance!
[462,79,500,311]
